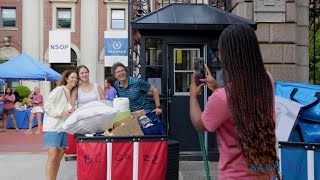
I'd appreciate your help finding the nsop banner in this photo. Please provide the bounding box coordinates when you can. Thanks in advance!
[104,31,128,67]
[49,31,71,63]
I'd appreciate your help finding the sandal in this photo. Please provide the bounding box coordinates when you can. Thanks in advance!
[34,130,41,134]
[24,130,32,134]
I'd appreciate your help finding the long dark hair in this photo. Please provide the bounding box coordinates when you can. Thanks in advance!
[218,25,280,178]
[5,88,13,96]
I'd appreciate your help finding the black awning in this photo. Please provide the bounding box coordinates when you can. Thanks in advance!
[131,3,257,31]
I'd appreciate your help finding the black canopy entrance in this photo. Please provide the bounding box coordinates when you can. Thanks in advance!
[132,3,256,31]
[130,3,257,161]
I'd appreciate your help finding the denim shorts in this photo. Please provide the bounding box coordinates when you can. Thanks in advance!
[3,108,15,115]
[43,132,68,148]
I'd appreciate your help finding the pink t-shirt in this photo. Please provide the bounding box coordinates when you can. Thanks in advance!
[2,94,15,109]
[29,93,43,107]
[201,88,271,180]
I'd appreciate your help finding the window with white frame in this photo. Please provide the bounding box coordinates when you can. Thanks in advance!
[174,48,200,95]
[57,8,71,29]
[1,7,16,27]
[111,9,125,29]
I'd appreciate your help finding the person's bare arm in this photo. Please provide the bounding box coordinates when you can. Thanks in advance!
[150,86,162,115]
[97,83,106,100]
[189,73,207,132]
[70,87,78,112]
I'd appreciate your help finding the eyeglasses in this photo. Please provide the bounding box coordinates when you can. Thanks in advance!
[115,69,126,74]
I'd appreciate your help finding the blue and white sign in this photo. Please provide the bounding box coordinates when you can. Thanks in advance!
[49,31,71,63]
[104,31,128,67]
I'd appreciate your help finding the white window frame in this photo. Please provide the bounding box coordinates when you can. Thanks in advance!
[0,7,16,28]
[106,3,127,31]
[111,9,125,30]
[56,8,72,29]
[52,2,75,32]
[173,48,200,96]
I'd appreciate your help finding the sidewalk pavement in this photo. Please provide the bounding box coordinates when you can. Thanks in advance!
[0,153,77,180]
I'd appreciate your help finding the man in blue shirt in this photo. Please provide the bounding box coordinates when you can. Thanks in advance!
[112,62,162,115]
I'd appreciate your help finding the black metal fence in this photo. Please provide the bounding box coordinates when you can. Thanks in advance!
[310,0,320,84]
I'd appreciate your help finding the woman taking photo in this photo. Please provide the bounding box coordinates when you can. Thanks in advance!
[0,88,19,132]
[189,25,280,179]
[42,70,78,180]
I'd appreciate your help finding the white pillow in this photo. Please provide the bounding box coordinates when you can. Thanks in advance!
[61,100,118,134]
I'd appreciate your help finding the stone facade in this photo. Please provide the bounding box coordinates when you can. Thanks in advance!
[231,0,310,83]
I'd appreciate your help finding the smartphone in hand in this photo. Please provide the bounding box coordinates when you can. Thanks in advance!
[194,57,205,86]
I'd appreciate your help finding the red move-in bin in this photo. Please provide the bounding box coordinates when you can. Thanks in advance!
[64,134,77,155]
[77,136,168,180]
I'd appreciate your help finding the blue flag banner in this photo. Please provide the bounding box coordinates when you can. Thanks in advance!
[104,31,128,67]
[105,38,128,56]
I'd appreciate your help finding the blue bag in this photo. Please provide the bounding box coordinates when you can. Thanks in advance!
[138,112,166,135]
[275,81,320,143]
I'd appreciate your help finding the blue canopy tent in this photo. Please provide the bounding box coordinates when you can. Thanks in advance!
[0,79,5,84]
[0,53,60,81]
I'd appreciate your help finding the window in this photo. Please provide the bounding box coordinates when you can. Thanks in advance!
[57,8,71,29]
[145,39,163,95]
[1,7,16,27]
[173,48,200,95]
[111,9,125,29]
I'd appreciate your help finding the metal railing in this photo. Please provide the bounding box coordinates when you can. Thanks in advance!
[310,0,320,84]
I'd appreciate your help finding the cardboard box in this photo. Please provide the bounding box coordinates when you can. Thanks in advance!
[110,117,144,136]
[131,109,146,120]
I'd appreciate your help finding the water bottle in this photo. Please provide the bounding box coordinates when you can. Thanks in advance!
[24,104,27,110]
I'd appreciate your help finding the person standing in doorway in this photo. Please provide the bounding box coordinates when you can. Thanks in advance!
[43,70,78,180]
[189,25,280,179]
[0,88,19,132]
[24,87,44,135]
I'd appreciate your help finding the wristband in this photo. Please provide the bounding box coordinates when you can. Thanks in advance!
[156,105,161,109]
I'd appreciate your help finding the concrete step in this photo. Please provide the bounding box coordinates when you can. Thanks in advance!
[179,171,218,180]
[179,161,219,180]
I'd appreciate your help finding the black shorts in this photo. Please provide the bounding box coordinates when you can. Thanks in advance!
[3,108,15,115]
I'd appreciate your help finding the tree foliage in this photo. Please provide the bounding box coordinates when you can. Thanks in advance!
[14,86,31,98]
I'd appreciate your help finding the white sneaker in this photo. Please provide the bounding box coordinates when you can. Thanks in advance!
[24,130,32,134]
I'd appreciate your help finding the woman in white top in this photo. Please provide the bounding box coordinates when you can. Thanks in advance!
[43,70,78,180]
[71,65,105,109]
[67,65,105,158]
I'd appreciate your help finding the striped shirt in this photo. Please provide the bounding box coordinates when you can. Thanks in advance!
[115,76,151,112]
